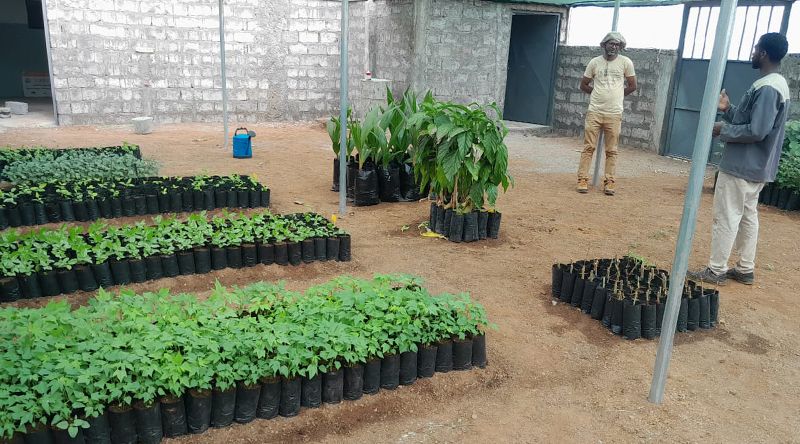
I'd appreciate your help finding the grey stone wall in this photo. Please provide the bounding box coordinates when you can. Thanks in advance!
[46,0,377,125]
[348,0,413,117]
[411,0,566,111]
[44,0,567,125]
[551,46,678,152]
[784,54,800,121]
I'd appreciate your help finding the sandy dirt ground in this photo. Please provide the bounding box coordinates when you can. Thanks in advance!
[1,122,799,443]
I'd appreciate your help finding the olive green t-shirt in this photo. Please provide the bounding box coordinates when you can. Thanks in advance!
[583,55,636,115]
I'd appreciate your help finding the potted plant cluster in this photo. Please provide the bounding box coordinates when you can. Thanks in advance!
[410,94,513,242]
[1,150,158,185]
[327,90,429,207]
[0,143,141,180]
[0,274,491,442]
[759,120,800,211]
[0,211,351,302]
[0,174,271,229]
[551,257,720,340]
[327,89,513,243]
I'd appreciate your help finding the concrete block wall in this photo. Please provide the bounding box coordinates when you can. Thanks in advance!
[44,0,571,125]
[368,0,413,93]
[347,0,413,117]
[46,0,380,125]
[784,54,800,121]
[551,46,678,152]
[411,0,566,111]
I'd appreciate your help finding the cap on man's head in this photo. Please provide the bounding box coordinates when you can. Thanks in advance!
[601,32,627,50]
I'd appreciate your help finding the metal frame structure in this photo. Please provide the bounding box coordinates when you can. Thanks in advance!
[661,0,793,158]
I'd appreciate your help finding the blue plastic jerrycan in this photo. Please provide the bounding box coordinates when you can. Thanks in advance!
[233,127,256,159]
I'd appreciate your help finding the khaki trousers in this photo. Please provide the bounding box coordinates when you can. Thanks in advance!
[578,112,621,183]
[708,171,765,275]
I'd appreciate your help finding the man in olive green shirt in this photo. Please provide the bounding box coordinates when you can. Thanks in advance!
[577,32,637,195]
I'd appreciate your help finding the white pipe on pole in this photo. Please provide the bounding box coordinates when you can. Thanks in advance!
[364,0,371,78]
[591,0,620,188]
[339,0,349,217]
[219,0,229,149]
[40,0,59,125]
[648,0,738,405]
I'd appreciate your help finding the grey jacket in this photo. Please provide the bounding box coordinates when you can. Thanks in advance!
[719,76,790,183]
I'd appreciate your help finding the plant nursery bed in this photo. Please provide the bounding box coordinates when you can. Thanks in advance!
[0,211,351,302]
[0,274,490,443]
[758,182,800,211]
[551,257,720,340]
[0,174,270,229]
[0,145,154,185]
[0,144,142,179]
[326,90,511,216]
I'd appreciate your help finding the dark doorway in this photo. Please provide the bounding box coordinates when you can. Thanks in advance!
[0,0,55,128]
[503,14,560,125]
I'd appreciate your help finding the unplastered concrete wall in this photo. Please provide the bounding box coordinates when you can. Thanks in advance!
[784,54,800,121]
[45,0,418,125]
[552,46,678,152]
[411,0,566,110]
[47,0,375,125]
[45,0,565,125]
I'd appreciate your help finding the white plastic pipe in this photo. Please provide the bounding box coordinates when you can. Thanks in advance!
[339,0,349,216]
[364,0,371,78]
[219,0,229,149]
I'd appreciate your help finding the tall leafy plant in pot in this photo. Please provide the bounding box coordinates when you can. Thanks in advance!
[348,108,387,206]
[409,95,513,241]
[327,108,353,192]
[379,88,423,202]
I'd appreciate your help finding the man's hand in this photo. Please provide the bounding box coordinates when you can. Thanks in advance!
[580,76,593,94]
[712,122,724,137]
[718,89,730,112]
[624,76,637,96]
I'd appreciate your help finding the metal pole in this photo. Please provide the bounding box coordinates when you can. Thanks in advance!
[648,0,738,405]
[219,0,229,149]
[592,134,604,188]
[591,0,620,188]
[338,0,349,217]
